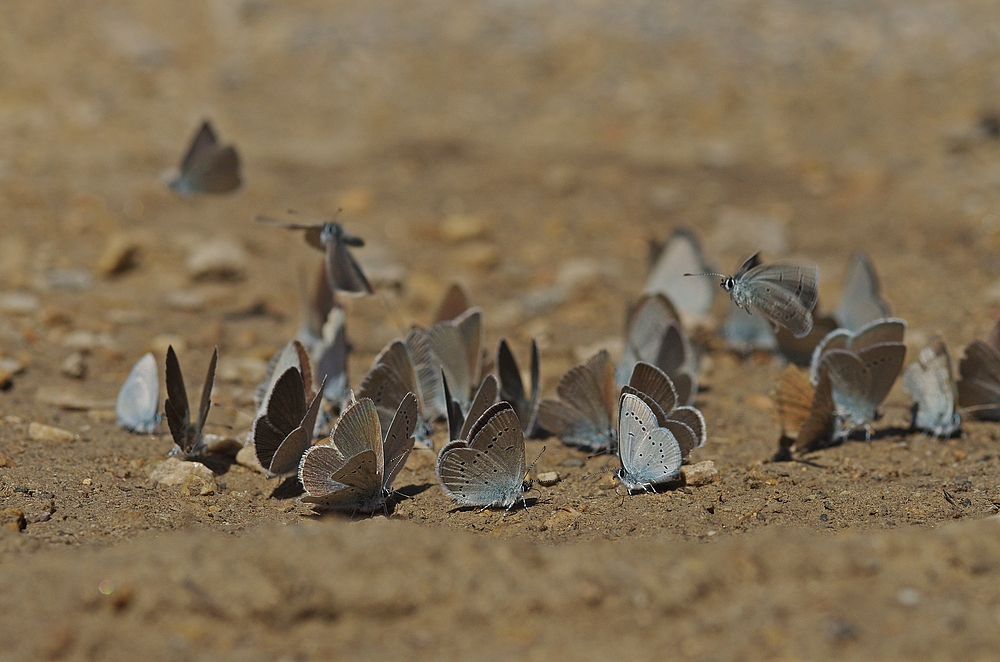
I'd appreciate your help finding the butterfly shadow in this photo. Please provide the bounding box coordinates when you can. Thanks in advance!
[268,475,305,500]
[197,453,238,476]
[444,496,541,515]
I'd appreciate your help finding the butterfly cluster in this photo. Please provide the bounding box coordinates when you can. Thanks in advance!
[113,169,999,516]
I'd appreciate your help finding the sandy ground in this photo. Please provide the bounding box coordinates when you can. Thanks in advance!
[5,1,1000,659]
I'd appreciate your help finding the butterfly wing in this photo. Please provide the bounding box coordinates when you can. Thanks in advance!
[326,237,373,295]
[437,402,525,508]
[618,393,682,489]
[821,349,876,427]
[116,353,161,434]
[848,318,906,353]
[459,375,499,441]
[903,337,958,436]
[330,398,383,470]
[740,263,819,338]
[252,367,308,472]
[382,392,418,490]
[299,449,383,511]
[810,328,852,383]
[797,367,837,452]
[179,121,218,174]
[497,338,527,421]
[836,250,891,332]
[164,345,192,451]
[627,362,677,416]
[721,302,778,353]
[404,329,448,423]
[858,342,906,411]
[958,341,1000,419]
[433,282,471,323]
[195,347,218,437]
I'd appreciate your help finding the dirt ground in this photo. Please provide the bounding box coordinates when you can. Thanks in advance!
[5,1,1000,659]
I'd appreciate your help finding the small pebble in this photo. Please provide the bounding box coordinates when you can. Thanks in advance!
[681,460,719,487]
[0,452,15,467]
[35,386,114,410]
[0,292,39,315]
[896,588,921,607]
[60,330,115,352]
[149,458,216,494]
[187,238,247,281]
[536,471,560,487]
[454,242,499,270]
[164,290,206,311]
[35,268,93,291]
[217,356,268,384]
[28,422,76,442]
[95,232,142,276]
[439,214,489,243]
[60,352,86,379]
[1,508,26,533]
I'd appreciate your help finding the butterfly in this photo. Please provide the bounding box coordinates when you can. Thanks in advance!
[164,346,218,459]
[116,353,161,434]
[433,282,472,324]
[617,294,699,406]
[835,250,892,333]
[296,262,350,409]
[810,319,907,432]
[957,320,1000,421]
[444,373,499,443]
[436,401,536,510]
[620,362,706,460]
[298,393,418,513]
[903,335,961,437]
[537,350,618,453]
[695,253,819,338]
[256,212,373,296]
[773,364,837,457]
[495,338,540,435]
[425,308,483,414]
[644,228,715,323]
[357,333,447,446]
[169,121,241,195]
[252,368,326,477]
[720,299,777,355]
[614,392,684,492]
[254,340,315,417]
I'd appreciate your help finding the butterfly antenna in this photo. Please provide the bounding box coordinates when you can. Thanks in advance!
[958,403,1000,415]
[287,208,343,223]
[524,445,546,478]
[683,271,726,278]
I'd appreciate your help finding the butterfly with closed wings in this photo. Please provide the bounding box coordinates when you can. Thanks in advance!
[537,349,618,453]
[298,393,418,514]
[617,294,699,406]
[496,338,541,436]
[164,346,218,459]
[169,121,241,195]
[116,353,161,434]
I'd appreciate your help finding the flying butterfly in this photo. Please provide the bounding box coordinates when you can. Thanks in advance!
[903,335,961,437]
[617,294,699,406]
[537,349,618,453]
[168,120,241,195]
[495,338,541,436]
[644,228,715,322]
[116,353,161,434]
[298,393,418,513]
[835,250,892,333]
[689,253,819,338]
[436,401,540,510]
[256,211,373,296]
[252,369,327,477]
[613,393,684,493]
[164,346,218,459]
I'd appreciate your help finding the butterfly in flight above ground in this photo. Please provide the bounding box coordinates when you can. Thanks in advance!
[688,253,819,338]
[169,120,241,195]
[256,212,373,296]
